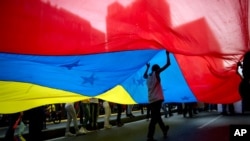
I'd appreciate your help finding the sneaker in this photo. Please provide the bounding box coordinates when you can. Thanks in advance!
[126,114,135,118]
[85,128,91,133]
[163,125,169,138]
[104,124,112,129]
[65,132,76,137]
[18,135,26,141]
[117,122,124,127]
[80,127,90,134]
[76,129,86,136]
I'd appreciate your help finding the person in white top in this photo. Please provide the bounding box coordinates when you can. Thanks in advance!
[64,103,85,137]
[143,50,171,141]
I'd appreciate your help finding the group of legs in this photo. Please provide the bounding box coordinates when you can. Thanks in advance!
[4,107,44,141]
[78,100,125,131]
[66,100,170,140]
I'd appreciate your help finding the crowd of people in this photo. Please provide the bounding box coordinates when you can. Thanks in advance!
[1,99,245,141]
[3,100,145,141]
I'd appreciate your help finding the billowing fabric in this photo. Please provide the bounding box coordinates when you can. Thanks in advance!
[0,0,249,113]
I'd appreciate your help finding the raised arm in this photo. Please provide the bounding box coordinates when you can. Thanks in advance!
[143,63,150,79]
[158,51,171,73]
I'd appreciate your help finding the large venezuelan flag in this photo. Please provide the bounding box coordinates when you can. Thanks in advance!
[0,0,249,113]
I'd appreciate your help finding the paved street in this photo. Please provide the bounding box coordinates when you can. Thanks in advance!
[45,111,250,141]
[1,110,250,141]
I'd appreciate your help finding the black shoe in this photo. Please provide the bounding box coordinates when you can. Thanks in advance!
[117,122,124,127]
[127,114,135,118]
[163,125,169,138]
[130,114,135,118]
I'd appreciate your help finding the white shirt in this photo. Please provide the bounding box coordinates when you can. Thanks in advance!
[147,72,164,103]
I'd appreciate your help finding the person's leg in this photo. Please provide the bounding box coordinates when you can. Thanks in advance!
[140,104,144,114]
[64,108,76,137]
[188,103,193,117]
[177,103,183,114]
[65,107,72,133]
[67,105,86,135]
[147,103,157,140]
[116,104,122,123]
[4,113,20,141]
[79,102,84,124]
[146,104,151,120]
[82,103,90,129]
[29,107,44,141]
[107,104,111,124]
[161,103,168,118]
[103,102,108,126]
[155,101,169,138]
[126,105,130,116]
[116,104,124,126]
[103,101,112,128]
[228,104,235,115]
[95,103,100,129]
[192,102,198,114]
[183,103,187,117]
[168,103,173,116]
[68,106,80,133]
[222,104,228,115]
[89,103,94,128]
[157,101,165,129]
[91,103,99,130]
[126,105,134,117]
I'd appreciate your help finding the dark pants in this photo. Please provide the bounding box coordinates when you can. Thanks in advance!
[79,102,84,124]
[239,79,250,113]
[116,104,122,123]
[81,103,90,128]
[28,107,44,141]
[146,104,151,119]
[4,113,20,141]
[90,103,99,129]
[147,100,166,139]
[183,102,195,117]
[222,104,235,115]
